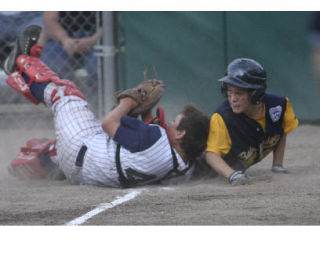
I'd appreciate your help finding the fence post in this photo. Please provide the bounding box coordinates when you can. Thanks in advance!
[95,11,117,119]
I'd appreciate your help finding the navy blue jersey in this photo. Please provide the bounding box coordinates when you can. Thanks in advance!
[216,93,287,170]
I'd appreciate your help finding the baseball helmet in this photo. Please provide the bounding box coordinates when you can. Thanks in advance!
[219,58,267,104]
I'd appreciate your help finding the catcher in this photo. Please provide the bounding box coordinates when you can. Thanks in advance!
[205,58,299,185]
[4,25,210,188]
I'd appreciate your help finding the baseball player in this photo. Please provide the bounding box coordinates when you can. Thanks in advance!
[4,25,210,188]
[205,58,299,185]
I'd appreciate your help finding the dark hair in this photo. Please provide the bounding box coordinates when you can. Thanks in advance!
[177,104,210,161]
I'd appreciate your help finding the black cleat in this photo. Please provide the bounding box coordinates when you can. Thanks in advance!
[3,24,42,75]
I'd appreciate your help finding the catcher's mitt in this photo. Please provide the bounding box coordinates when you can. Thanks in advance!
[117,78,165,115]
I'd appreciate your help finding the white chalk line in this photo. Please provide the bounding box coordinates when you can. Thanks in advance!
[65,190,142,226]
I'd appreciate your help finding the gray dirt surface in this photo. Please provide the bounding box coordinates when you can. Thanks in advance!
[0,124,320,225]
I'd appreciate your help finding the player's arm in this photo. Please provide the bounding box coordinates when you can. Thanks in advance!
[205,113,249,185]
[205,151,249,185]
[205,151,234,178]
[205,113,234,178]
[102,98,161,153]
[102,98,138,137]
[271,98,298,173]
[272,134,286,167]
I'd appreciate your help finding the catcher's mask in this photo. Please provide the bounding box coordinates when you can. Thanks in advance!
[219,58,267,104]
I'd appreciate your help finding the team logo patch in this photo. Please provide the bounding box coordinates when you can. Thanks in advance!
[269,105,282,122]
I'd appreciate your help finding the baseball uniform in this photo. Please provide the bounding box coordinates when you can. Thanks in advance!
[206,93,299,171]
[43,82,194,187]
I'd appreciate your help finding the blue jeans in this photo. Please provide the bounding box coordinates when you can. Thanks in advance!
[40,30,98,92]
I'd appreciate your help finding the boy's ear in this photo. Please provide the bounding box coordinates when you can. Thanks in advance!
[176,129,186,140]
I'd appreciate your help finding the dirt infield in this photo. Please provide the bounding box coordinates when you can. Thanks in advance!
[0,122,319,225]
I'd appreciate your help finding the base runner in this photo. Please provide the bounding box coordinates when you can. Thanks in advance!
[205,58,299,185]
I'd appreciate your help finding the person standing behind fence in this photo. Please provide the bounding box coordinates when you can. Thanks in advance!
[40,11,102,101]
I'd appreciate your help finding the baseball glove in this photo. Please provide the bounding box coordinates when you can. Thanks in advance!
[117,78,165,115]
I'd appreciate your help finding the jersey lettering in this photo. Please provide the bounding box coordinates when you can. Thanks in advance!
[237,134,281,168]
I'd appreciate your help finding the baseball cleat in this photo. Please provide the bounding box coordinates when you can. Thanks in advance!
[3,24,42,75]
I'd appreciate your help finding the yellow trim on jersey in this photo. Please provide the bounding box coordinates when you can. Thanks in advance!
[282,98,299,134]
[206,98,299,156]
[206,113,231,156]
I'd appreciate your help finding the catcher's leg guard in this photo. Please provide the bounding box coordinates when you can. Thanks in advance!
[6,71,41,104]
[6,55,85,105]
[8,138,65,180]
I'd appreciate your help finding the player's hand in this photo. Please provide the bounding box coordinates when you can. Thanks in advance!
[271,165,289,174]
[228,170,251,186]
[119,97,139,116]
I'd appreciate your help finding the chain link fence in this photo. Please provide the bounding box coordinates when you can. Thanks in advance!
[0,11,106,130]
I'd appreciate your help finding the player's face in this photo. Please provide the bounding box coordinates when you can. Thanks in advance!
[166,114,185,144]
[226,85,250,114]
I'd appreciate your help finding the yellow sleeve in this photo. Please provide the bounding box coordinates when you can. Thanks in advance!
[206,113,232,156]
[283,97,299,134]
